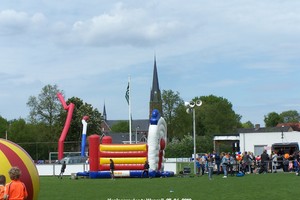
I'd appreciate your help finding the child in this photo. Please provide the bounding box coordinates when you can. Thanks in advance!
[142,160,150,178]
[110,159,115,179]
[4,167,28,200]
[0,175,6,200]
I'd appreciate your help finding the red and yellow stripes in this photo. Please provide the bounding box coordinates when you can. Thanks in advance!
[0,139,39,200]
[99,144,148,171]
[100,144,147,152]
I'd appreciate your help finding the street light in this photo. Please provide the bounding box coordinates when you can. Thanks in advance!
[185,100,203,175]
[135,126,140,144]
[281,125,284,142]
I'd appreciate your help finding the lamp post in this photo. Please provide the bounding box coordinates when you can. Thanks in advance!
[281,125,284,142]
[135,126,140,144]
[185,100,203,175]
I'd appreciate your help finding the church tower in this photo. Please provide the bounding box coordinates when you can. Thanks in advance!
[149,56,163,118]
[102,102,107,121]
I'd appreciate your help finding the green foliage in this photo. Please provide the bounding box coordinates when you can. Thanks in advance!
[197,135,214,153]
[198,95,242,136]
[27,84,63,126]
[162,91,242,153]
[111,121,129,133]
[162,90,186,138]
[280,110,300,123]
[242,121,254,128]
[168,104,192,139]
[162,92,242,142]
[162,90,184,139]
[0,116,9,137]
[165,135,193,157]
[165,135,214,158]
[264,110,299,127]
[264,112,283,127]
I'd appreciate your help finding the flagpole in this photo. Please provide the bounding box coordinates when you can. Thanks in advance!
[128,76,132,144]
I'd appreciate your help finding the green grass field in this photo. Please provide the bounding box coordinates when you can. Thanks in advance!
[38,173,298,200]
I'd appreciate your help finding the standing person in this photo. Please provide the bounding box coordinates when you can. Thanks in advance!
[4,167,28,200]
[199,154,206,176]
[110,159,115,179]
[0,175,6,200]
[293,158,299,175]
[58,161,66,179]
[260,150,269,174]
[283,153,290,172]
[204,153,209,173]
[142,161,150,178]
[242,151,251,174]
[221,152,229,178]
[248,152,255,173]
[271,151,278,173]
[213,151,221,175]
[195,158,201,176]
[207,155,214,180]
[228,153,235,176]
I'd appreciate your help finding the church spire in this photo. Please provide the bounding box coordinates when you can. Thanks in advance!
[102,102,107,121]
[149,56,162,118]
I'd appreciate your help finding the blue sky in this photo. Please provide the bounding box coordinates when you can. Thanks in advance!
[1,0,300,127]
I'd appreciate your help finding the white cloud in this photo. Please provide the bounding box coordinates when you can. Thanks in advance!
[61,3,185,47]
[0,9,46,35]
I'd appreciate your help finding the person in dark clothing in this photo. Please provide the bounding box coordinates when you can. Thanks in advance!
[283,153,290,172]
[142,161,150,178]
[110,159,115,179]
[213,151,221,175]
[58,161,66,179]
[260,150,269,174]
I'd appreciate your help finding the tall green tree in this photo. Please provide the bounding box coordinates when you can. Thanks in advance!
[161,92,242,141]
[195,95,242,136]
[161,91,242,155]
[280,110,299,123]
[27,84,63,127]
[170,104,192,139]
[162,90,184,139]
[26,84,63,153]
[264,112,283,127]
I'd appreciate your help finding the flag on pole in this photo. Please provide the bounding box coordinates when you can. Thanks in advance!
[125,83,129,104]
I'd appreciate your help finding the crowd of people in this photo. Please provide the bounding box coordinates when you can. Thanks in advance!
[195,150,300,178]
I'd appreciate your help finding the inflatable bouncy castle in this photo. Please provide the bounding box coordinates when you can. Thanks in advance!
[78,109,174,178]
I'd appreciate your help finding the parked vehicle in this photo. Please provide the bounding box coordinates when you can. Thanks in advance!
[271,142,299,156]
[271,142,299,170]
